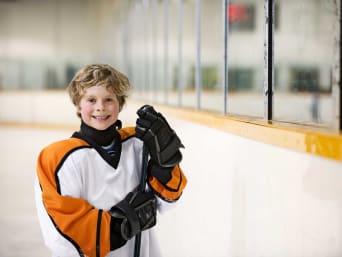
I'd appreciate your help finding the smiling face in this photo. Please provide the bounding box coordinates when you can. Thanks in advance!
[78,85,120,130]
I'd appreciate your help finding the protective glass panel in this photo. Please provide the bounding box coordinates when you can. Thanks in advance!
[168,0,196,108]
[198,0,224,112]
[227,0,264,117]
[274,0,338,126]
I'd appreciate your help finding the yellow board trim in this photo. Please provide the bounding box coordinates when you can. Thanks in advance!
[152,104,342,162]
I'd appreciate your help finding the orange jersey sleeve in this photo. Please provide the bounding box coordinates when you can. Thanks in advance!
[36,138,112,257]
[148,164,187,202]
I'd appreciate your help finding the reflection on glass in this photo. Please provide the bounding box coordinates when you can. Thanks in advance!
[199,0,224,112]
[168,0,188,107]
[227,0,264,118]
[274,0,338,126]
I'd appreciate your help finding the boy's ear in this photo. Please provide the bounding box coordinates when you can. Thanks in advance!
[77,106,82,118]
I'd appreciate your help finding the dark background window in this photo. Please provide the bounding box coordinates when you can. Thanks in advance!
[228,68,254,91]
[289,67,320,92]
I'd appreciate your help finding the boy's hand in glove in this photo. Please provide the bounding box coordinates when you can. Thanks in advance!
[109,189,156,240]
[135,105,184,168]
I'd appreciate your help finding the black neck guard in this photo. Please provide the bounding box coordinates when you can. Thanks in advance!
[71,120,123,169]
[78,120,122,146]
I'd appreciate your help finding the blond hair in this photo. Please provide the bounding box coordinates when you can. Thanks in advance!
[67,64,131,116]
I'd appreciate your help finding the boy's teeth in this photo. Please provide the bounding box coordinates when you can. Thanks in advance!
[95,116,107,120]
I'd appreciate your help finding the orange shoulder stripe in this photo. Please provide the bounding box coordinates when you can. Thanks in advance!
[118,126,136,141]
[37,137,90,193]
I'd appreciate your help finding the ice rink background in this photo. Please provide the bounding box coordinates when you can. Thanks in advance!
[0,94,236,257]
[1,93,342,257]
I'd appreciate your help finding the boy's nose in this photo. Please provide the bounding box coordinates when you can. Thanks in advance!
[96,101,105,111]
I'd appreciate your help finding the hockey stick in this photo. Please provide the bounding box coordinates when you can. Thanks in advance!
[133,144,149,257]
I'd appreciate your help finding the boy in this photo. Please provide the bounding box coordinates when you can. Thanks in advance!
[34,64,187,257]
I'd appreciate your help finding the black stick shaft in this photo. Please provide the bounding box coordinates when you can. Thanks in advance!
[133,145,149,257]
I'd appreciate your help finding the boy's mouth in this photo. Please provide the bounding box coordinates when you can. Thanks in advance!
[92,115,110,121]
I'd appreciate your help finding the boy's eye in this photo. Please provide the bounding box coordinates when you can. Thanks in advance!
[105,98,114,102]
[87,98,96,103]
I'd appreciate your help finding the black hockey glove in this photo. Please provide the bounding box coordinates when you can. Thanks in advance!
[135,105,184,167]
[109,189,157,240]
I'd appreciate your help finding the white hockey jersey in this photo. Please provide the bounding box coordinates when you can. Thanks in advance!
[34,126,187,257]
